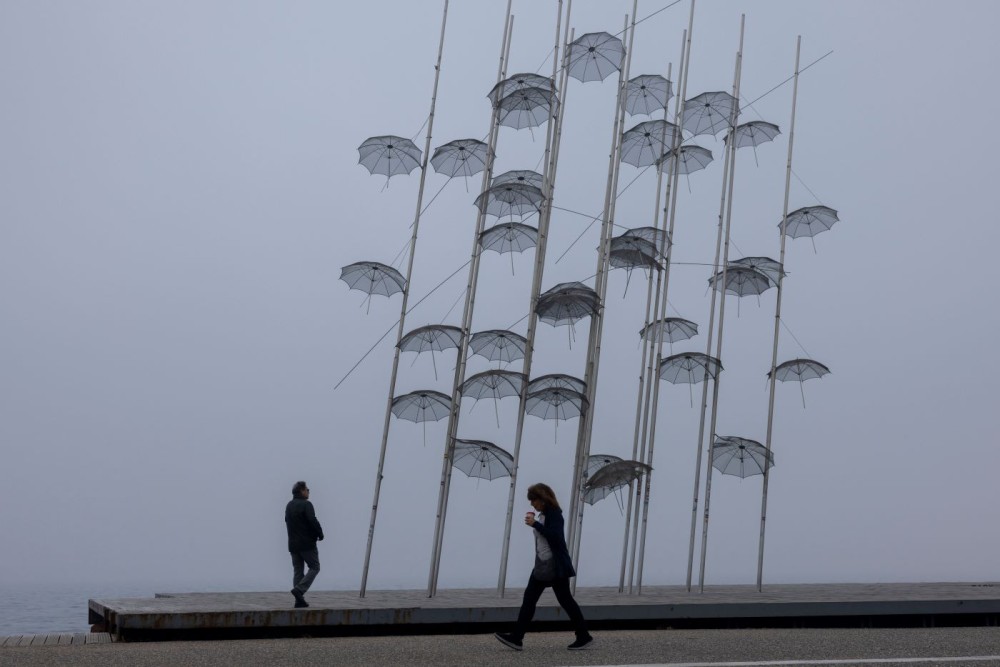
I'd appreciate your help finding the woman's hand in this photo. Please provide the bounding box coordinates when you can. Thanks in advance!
[524,512,536,526]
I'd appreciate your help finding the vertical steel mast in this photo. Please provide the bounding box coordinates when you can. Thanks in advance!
[757,35,802,592]
[360,0,451,598]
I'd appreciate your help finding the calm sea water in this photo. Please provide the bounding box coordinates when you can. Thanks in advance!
[0,582,278,635]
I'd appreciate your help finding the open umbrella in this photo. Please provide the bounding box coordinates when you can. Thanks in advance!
[726,120,780,166]
[479,222,538,275]
[660,352,723,406]
[398,324,462,380]
[452,439,514,481]
[711,436,773,478]
[492,169,545,190]
[566,31,625,83]
[625,74,672,116]
[475,182,545,219]
[497,86,558,131]
[391,390,452,446]
[584,460,652,506]
[469,329,527,366]
[730,256,784,287]
[527,373,587,395]
[768,358,830,407]
[488,73,555,108]
[621,120,683,168]
[525,387,589,442]
[639,317,698,353]
[460,369,526,426]
[430,138,490,181]
[682,91,738,136]
[780,205,839,251]
[340,261,406,312]
[357,135,422,180]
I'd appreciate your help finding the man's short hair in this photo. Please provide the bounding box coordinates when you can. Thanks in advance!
[292,481,308,496]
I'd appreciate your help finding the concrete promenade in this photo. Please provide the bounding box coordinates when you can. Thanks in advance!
[86,582,1000,642]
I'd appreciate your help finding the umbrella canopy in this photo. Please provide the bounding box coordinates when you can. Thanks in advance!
[769,358,831,382]
[586,454,624,479]
[625,74,673,116]
[492,169,545,190]
[659,352,723,384]
[488,73,555,107]
[682,91,738,136]
[730,256,784,287]
[712,436,774,478]
[639,317,698,344]
[708,266,773,298]
[479,222,538,255]
[535,282,601,328]
[584,460,652,505]
[497,86,558,130]
[357,135,422,177]
[658,145,714,175]
[339,261,406,297]
[621,120,683,168]
[430,139,490,179]
[469,329,527,364]
[525,387,589,421]
[609,235,662,271]
[452,439,514,481]
[398,324,462,354]
[567,31,625,83]
[527,373,587,394]
[391,390,452,423]
[623,226,668,254]
[726,120,781,148]
[475,182,545,219]
[459,369,526,401]
[781,205,840,239]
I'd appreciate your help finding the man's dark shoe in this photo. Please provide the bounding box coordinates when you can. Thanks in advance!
[567,635,593,650]
[291,589,309,608]
[494,632,523,651]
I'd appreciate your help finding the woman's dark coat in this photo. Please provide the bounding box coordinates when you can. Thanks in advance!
[531,507,576,579]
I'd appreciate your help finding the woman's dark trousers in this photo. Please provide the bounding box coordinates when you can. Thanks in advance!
[512,575,589,639]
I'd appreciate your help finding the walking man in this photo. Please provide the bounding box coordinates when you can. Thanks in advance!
[286,480,324,608]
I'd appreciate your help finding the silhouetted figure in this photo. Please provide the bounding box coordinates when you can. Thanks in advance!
[285,480,323,608]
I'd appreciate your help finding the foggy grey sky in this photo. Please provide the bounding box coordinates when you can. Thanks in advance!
[1,0,998,595]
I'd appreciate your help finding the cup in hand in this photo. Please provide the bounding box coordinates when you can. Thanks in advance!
[525,510,536,523]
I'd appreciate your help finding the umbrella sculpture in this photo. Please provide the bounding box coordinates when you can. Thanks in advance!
[468,329,527,366]
[340,261,407,313]
[584,460,653,507]
[479,222,538,275]
[487,73,555,108]
[639,317,698,354]
[659,352,723,406]
[398,324,462,380]
[609,235,661,296]
[726,120,781,166]
[658,145,714,193]
[475,182,545,220]
[711,436,774,478]
[391,389,452,446]
[460,369,526,426]
[527,373,587,395]
[496,86,558,131]
[525,387,589,442]
[586,454,624,479]
[452,439,514,481]
[625,74,673,116]
[621,120,684,168]
[730,256,784,287]
[492,169,545,190]
[780,205,840,251]
[708,266,773,315]
[566,31,625,83]
[430,138,490,181]
[357,135,422,179]
[768,358,831,408]
[623,226,668,254]
[535,282,601,346]
[682,91,738,137]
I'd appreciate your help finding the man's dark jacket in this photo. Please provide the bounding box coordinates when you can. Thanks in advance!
[285,495,324,553]
[531,507,576,579]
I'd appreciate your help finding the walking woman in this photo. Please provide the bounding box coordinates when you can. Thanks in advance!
[495,483,593,651]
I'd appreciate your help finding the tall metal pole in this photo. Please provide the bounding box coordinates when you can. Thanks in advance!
[698,15,746,593]
[568,7,638,574]
[757,35,802,592]
[426,4,514,597]
[497,0,570,597]
[618,58,673,594]
[632,0,697,593]
[360,0,451,598]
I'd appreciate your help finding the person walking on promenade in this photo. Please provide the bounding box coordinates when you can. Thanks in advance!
[495,482,593,651]
[286,480,324,608]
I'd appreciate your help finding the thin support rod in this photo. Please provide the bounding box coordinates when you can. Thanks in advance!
[757,35,802,592]
[360,0,450,598]
[698,14,746,593]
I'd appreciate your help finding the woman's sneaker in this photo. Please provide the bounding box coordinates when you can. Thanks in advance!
[494,632,523,650]
[567,634,594,650]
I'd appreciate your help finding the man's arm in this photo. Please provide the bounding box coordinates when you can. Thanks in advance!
[306,501,324,541]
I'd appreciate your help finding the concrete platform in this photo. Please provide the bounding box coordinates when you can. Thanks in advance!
[89,582,1000,641]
